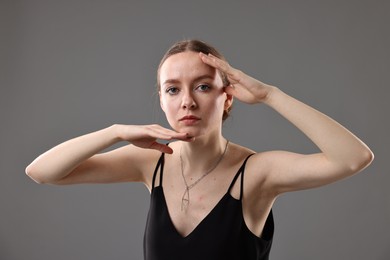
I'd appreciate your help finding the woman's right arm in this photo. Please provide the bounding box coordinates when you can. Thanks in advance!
[25,124,190,185]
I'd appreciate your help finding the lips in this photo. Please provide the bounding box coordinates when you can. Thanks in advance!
[179,115,201,126]
[179,115,201,121]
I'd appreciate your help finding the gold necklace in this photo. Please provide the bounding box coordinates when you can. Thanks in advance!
[179,140,229,211]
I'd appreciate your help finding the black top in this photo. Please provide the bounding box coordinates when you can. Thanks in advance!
[144,153,274,260]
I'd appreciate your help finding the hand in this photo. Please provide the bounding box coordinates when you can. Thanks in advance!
[115,124,193,154]
[199,52,275,104]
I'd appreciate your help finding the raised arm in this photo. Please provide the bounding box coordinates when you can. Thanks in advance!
[200,52,374,194]
[26,124,191,185]
[258,87,373,193]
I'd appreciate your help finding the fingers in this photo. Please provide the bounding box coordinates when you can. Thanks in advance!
[199,52,228,71]
[145,124,189,141]
[224,85,238,96]
[199,52,241,83]
[149,142,174,154]
[144,125,196,147]
[131,124,195,153]
[145,125,194,153]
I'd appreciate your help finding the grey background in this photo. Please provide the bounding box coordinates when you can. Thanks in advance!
[1,0,389,259]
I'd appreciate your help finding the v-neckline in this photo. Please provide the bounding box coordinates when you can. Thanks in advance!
[156,186,240,239]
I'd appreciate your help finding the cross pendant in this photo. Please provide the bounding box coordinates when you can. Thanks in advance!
[181,187,190,211]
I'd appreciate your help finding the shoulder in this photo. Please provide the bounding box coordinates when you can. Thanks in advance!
[224,142,269,179]
[226,142,253,160]
[221,142,276,198]
[226,143,277,194]
[225,143,268,169]
[104,144,163,186]
[135,146,165,185]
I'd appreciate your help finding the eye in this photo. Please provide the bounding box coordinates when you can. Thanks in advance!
[166,86,179,95]
[196,84,211,92]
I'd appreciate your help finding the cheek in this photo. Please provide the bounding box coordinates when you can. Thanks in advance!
[159,93,169,111]
[204,94,226,118]
[214,92,227,108]
[160,97,177,116]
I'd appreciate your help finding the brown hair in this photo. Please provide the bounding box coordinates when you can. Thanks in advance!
[157,39,232,121]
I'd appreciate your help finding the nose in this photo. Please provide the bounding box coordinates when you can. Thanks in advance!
[181,91,197,110]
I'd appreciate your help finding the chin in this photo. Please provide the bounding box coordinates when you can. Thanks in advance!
[184,129,203,138]
[172,125,204,138]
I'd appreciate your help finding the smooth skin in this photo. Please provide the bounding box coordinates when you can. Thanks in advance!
[26,51,373,238]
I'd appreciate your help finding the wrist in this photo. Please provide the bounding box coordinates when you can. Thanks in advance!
[109,124,127,142]
[262,85,280,105]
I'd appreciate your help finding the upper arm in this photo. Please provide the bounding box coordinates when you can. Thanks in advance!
[254,151,360,195]
[52,144,159,185]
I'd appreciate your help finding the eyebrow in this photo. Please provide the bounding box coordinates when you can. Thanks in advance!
[162,74,215,86]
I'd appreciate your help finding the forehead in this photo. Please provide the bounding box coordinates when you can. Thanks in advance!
[159,51,217,84]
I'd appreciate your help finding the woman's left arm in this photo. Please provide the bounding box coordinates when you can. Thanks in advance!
[200,52,374,194]
[259,86,374,193]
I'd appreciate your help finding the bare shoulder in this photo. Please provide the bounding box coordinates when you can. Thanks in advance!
[227,144,276,195]
[225,142,267,167]
[107,144,163,186]
[225,142,267,177]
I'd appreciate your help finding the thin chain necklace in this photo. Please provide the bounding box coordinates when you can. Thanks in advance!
[179,140,229,211]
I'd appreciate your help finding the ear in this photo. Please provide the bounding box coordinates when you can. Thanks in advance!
[224,93,233,110]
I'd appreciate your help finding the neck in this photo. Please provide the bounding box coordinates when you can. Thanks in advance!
[180,133,228,175]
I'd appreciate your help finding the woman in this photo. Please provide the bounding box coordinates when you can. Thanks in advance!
[26,39,374,259]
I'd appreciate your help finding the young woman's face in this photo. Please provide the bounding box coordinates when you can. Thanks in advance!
[159,51,231,138]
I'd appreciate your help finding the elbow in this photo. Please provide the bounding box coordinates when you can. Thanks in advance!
[25,164,67,185]
[358,148,374,170]
[25,164,46,184]
[349,148,375,174]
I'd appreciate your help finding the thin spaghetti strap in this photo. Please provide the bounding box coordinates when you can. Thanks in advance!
[239,154,254,201]
[158,142,171,186]
[152,153,164,189]
[227,154,255,200]
[151,143,170,189]
[159,153,165,186]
